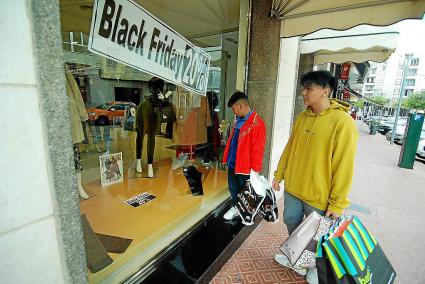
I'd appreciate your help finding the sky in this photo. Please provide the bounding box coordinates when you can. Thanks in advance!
[393,15,425,56]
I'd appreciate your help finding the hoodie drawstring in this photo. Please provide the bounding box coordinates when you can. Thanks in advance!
[306,115,320,145]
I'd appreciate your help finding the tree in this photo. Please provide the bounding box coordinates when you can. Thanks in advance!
[402,92,425,110]
[352,99,365,110]
[368,95,389,106]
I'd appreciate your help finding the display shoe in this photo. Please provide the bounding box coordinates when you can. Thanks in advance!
[136,159,143,173]
[147,164,154,178]
[223,206,239,221]
[274,254,307,276]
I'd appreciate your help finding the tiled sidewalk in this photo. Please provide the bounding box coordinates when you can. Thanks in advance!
[211,121,425,283]
[210,200,306,284]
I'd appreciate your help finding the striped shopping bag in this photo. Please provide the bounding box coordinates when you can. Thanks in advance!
[317,216,396,284]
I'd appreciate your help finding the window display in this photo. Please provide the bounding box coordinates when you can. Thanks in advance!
[62,50,234,281]
[61,1,240,281]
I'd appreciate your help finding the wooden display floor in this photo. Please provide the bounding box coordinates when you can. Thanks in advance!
[80,158,229,283]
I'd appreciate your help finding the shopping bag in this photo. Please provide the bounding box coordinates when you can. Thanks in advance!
[280,211,321,267]
[317,216,396,284]
[249,170,279,222]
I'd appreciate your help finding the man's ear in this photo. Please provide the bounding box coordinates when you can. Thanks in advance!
[323,88,329,97]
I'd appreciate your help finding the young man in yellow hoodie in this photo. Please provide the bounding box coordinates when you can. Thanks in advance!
[272,71,359,277]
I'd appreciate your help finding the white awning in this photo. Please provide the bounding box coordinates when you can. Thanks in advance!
[60,0,240,41]
[300,25,399,64]
[271,0,425,38]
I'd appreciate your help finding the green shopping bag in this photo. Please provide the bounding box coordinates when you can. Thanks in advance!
[317,216,396,284]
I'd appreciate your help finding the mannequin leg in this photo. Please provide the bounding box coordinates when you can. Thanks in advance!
[136,159,142,173]
[77,172,89,199]
[73,144,89,199]
[136,125,144,173]
[147,129,156,177]
[147,164,154,178]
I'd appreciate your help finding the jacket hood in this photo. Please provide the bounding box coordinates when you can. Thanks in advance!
[305,99,350,116]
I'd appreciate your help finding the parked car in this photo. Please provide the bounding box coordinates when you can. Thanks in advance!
[87,101,136,126]
[385,125,406,144]
[379,118,407,135]
[417,139,425,158]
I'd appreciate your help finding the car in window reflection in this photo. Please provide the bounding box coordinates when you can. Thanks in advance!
[87,101,136,126]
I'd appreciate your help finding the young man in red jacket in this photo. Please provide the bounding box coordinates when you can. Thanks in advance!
[222,91,266,220]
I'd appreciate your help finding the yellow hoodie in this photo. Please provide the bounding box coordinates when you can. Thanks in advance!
[274,100,358,215]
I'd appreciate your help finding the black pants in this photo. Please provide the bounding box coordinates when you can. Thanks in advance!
[136,128,155,164]
[227,168,249,206]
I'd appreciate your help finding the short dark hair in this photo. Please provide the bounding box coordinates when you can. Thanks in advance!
[300,71,336,92]
[148,77,165,91]
[227,91,249,108]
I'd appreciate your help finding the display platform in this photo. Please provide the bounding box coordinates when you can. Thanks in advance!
[80,158,228,283]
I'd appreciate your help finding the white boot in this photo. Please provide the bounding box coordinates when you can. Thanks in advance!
[136,159,143,173]
[148,164,154,177]
[76,172,89,199]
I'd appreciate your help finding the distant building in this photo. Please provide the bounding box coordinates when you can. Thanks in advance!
[361,53,425,102]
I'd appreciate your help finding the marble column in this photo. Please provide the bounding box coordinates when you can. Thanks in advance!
[246,0,280,177]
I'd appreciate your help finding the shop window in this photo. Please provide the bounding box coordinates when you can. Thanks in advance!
[60,2,241,282]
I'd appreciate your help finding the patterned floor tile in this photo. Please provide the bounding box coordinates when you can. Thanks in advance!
[211,202,307,284]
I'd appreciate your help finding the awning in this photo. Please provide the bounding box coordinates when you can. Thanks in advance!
[270,0,425,37]
[60,0,240,43]
[300,25,399,64]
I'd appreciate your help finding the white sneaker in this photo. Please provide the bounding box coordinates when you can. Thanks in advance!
[274,254,307,276]
[223,206,239,220]
[306,267,318,284]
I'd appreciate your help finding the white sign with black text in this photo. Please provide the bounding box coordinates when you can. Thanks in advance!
[88,0,210,95]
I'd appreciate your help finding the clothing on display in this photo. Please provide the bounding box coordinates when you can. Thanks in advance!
[123,106,136,131]
[73,144,83,172]
[136,97,157,164]
[65,64,91,199]
[204,91,220,160]
[172,87,211,146]
[65,64,89,144]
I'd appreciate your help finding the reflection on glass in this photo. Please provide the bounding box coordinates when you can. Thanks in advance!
[62,29,237,282]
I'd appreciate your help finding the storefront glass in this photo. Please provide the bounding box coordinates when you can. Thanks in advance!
[60,1,242,282]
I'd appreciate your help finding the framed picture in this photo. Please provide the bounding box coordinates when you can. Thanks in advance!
[99,152,123,186]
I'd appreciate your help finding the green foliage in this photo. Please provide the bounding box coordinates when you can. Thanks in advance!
[402,92,425,110]
[368,95,389,106]
[352,99,365,110]
[369,118,381,127]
